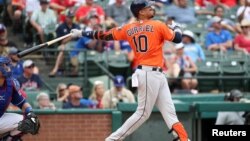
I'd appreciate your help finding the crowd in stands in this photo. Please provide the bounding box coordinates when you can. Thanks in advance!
[1,0,250,110]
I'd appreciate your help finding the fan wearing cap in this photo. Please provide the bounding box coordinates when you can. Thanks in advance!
[49,9,81,77]
[30,0,57,43]
[182,30,205,62]
[0,24,18,56]
[63,85,94,109]
[102,75,135,109]
[8,47,24,79]
[234,19,250,54]
[215,89,245,125]
[166,43,198,92]
[17,60,43,91]
[205,16,233,51]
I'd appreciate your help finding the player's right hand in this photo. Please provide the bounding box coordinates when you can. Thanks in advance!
[168,21,182,34]
[70,29,83,38]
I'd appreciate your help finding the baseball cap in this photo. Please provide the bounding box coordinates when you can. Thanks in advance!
[68,85,82,94]
[23,60,35,68]
[0,24,6,34]
[8,47,19,55]
[65,9,75,18]
[113,75,125,87]
[175,43,184,50]
[210,16,222,24]
[182,30,195,43]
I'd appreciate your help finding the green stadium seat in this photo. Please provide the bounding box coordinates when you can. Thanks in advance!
[220,60,247,92]
[204,50,223,62]
[223,51,247,65]
[196,61,222,92]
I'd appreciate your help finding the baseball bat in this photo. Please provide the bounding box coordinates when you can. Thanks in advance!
[17,33,72,58]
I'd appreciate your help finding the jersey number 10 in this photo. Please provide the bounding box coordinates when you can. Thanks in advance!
[133,35,148,52]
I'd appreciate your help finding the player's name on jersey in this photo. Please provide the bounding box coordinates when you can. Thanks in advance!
[127,25,154,36]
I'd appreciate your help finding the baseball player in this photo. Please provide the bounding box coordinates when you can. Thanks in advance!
[70,0,189,140]
[0,57,40,141]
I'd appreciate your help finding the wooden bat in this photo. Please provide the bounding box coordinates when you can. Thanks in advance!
[17,33,72,58]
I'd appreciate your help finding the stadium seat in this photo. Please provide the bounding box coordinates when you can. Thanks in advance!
[223,51,247,65]
[220,60,247,92]
[196,61,222,92]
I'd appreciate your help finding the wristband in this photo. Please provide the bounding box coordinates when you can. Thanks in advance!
[25,107,33,115]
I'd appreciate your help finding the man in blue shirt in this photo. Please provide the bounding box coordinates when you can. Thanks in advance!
[205,16,233,51]
[0,57,39,140]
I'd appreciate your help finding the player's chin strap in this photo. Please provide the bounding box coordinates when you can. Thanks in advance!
[168,122,190,141]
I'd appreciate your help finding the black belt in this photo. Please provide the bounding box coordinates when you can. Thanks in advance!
[137,65,163,72]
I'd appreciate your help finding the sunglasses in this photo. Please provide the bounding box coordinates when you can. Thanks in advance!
[25,65,34,69]
[59,88,66,92]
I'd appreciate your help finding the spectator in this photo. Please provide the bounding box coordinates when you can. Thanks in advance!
[25,0,41,18]
[56,83,69,103]
[105,0,135,26]
[237,0,250,23]
[182,30,206,62]
[0,23,18,56]
[234,19,250,54]
[75,0,105,24]
[205,16,233,51]
[89,80,105,109]
[63,85,94,108]
[102,75,135,109]
[195,0,237,9]
[206,5,239,33]
[49,9,81,77]
[165,0,198,25]
[36,92,56,110]
[49,0,77,23]
[30,0,57,43]
[166,43,198,92]
[7,47,23,79]
[17,60,43,91]
[215,89,245,125]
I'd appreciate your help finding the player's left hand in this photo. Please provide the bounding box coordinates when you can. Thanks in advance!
[70,29,83,38]
[168,21,182,33]
[18,112,40,135]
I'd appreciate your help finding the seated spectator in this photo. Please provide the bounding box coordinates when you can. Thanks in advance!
[30,0,57,43]
[166,43,198,92]
[205,16,233,51]
[165,0,198,25]
[89,81,105,109]
[7,47,24,79]
[237,0,250,23]
[56,83,69,103]
[0,24,18,56]
[105,0,135,26]
[102,75,135,109]
[195,0,237,9]
[63,85,94,109]
[234,19,250,54]
[17,60,43,91]
[49,9,81,77]
[75,0,105,24]
[182,30,206,62]
[36,92,56,110]
[216,89,245,125]
[205,5,239,33]
[49,0,76,23]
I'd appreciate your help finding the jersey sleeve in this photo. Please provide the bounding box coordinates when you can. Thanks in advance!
[158,22,175,41]
[111,26,128,40]
[11,86,26,108]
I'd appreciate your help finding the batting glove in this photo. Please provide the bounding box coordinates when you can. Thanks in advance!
[70,29,83,38]
[168,21,182,34]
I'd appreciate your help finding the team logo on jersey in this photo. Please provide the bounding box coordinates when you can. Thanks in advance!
[0,96,5,101]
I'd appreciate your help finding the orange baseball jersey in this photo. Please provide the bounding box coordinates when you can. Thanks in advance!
[111,20,175,68]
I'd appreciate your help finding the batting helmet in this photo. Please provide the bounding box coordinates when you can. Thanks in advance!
[130,0,155,18]
[224,89,243,101]
[0,57,12,78]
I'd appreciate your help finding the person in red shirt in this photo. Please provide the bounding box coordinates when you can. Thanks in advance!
[195,0,237,8]
[234,19,250,54]
[75,0,105,24]
[50,0,77,22]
